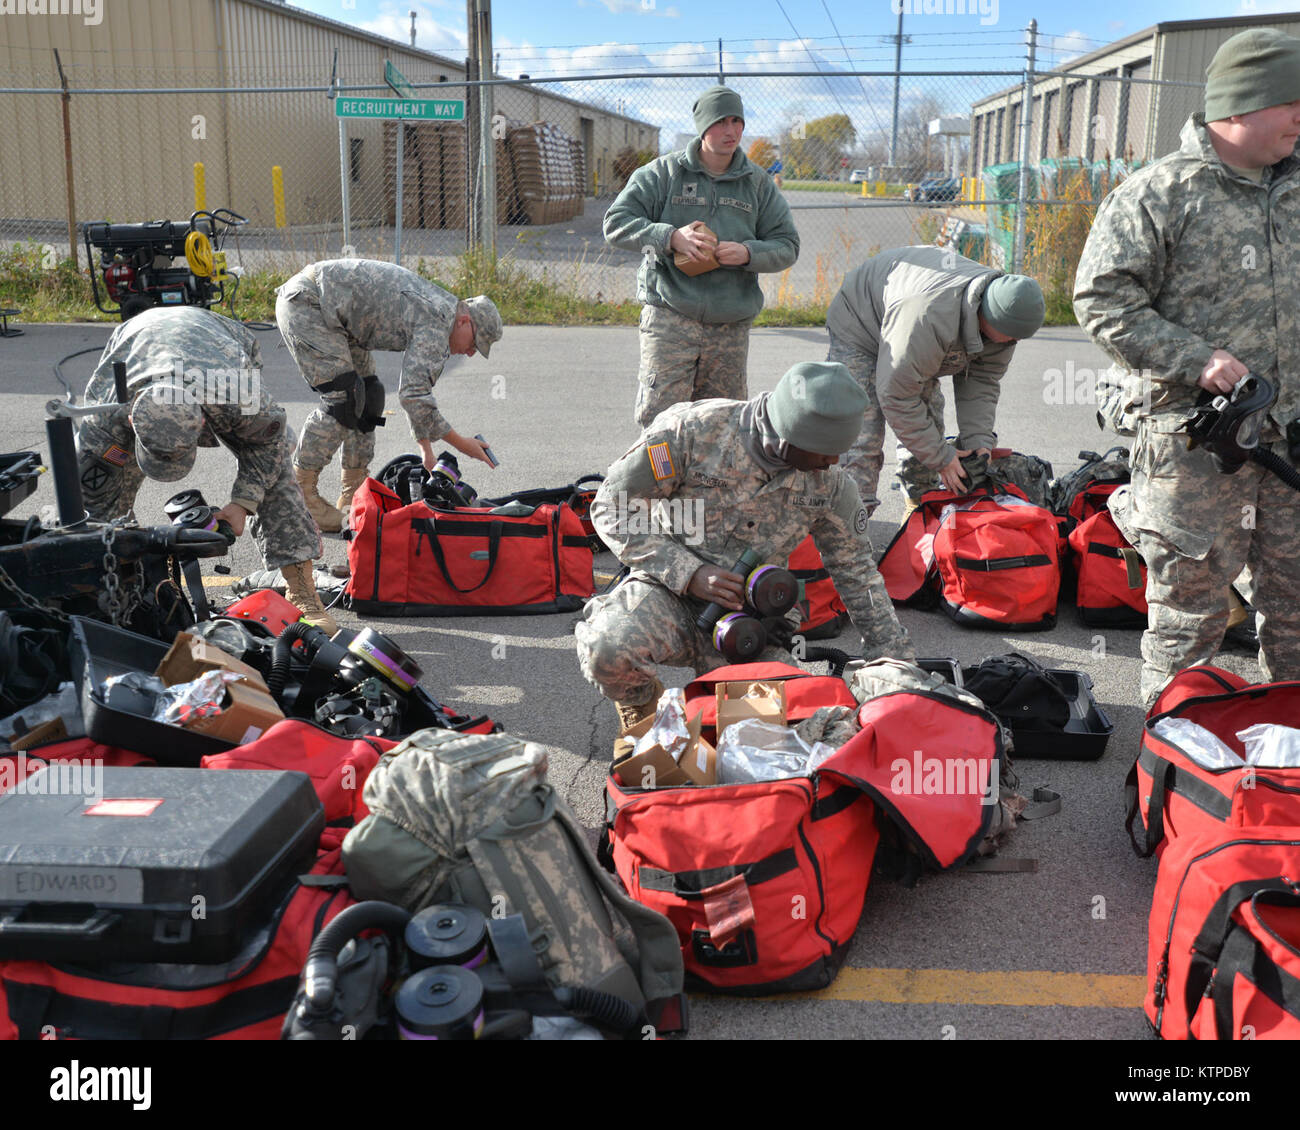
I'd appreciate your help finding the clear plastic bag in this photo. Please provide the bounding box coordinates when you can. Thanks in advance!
[1235,723,1300,768]
[716,719,835,784]
[1151,717,1245,769]
[633,686,691,763]
[153,670,241,728]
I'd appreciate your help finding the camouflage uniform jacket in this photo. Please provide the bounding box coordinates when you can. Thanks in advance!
[283,259,460,442]
[79,307,288,514]
[602,140,799,324]
[1074,113,1300,436]
[825,246,1016,470]
[592,396,885,633]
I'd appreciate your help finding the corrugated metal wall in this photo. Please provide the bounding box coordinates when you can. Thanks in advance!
[0,0,657,235]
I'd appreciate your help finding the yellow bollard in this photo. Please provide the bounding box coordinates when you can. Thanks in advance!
[272,165,286,229]
[875,181,885,197]
[193,162,206,213]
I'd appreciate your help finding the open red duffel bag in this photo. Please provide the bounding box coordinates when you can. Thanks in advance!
[603,663,1005,994]
[1126,666,1300,859]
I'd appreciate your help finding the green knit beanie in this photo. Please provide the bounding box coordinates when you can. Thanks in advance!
[1205,28,1300,122]
[692,85,745,136]
[767,362,868,456]
[980,274,1045,340]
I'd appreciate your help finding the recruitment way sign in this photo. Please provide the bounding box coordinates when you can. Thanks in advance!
[335,97,465,121]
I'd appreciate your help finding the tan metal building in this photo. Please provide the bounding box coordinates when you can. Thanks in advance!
[0,0,658,230]
[970,12,1300,173]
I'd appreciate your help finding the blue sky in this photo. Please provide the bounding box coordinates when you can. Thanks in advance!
[292,0,1292,65]
[289,0,1297,146]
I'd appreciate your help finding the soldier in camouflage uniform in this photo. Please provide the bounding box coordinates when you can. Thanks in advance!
[603,86,799,427]
[1074,28,1300,707]
[575,361,913,724]
[75,306,339,633]
[824,246,1045,513]
[276,259,503,531]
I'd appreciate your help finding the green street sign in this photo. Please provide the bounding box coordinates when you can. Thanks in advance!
[334,97,465,121]
[385,59,415,99]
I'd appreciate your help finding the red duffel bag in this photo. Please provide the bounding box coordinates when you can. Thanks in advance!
[1146,825,1300,1040]
[1127,666,1300,858]
[0,826,355,1041]
[603,671,1004,994]
[345,476,594,615]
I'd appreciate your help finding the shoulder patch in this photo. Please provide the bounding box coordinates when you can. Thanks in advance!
[854,507,869,534]
[647,441,675,481]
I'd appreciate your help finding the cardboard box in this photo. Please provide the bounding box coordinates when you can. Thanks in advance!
[715,680,787,742]
[673,221,719,277]
[156,632,269,694]
[613,713,717,788]
[183,679,284,746]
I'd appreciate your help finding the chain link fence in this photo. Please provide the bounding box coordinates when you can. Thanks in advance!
[0,32,1205,315]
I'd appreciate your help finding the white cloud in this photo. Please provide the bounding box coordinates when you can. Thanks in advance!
[576,0,681,16]
[1050,29,1093,66]
[358,1,467,54]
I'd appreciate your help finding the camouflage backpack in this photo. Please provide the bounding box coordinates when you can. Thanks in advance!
[341,729,684,1025]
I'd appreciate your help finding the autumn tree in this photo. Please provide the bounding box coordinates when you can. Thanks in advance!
[747,137,778,169]
[781,113,857,179]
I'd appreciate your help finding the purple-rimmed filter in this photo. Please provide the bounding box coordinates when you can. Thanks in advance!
[347,628,422,693]
[396,966,484,1041]
[174,505,218,533]
[405,904,488,972]
[432,457,461,485]
[713,612,766,661]
[745,564,798,617]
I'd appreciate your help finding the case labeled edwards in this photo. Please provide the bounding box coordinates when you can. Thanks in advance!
[0,767,324,963]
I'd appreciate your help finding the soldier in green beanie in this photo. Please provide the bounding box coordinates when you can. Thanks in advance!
[825,245,1044,513]
[603,85,800,427]
[575,362,913,728]
[1075,27,1300,708]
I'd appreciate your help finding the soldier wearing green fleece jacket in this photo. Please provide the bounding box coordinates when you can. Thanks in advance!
[603,85,800,426]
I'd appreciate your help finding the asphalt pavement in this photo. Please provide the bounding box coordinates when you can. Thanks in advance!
[0,316,1267,1046]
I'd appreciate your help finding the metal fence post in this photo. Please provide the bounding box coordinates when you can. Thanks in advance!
[477,0,496,260]
[1014,20,1037,274]
[53,49,78,271]
[330,49,352,254]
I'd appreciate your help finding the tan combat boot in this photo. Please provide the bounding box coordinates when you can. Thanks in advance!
[615,677,664,733]
[337,466,370,517]
[280,560,339,637]
[295,466,343,533]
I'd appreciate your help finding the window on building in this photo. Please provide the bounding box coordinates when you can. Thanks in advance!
[994,106,1005,163]
[350,137,363,183]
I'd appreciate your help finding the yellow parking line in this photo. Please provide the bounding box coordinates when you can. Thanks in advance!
[202,576,237,588]
[773,968,1146,1008]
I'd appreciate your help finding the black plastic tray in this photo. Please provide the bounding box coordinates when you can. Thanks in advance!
[69,616,235,766]
[0,767,323,963]
[0,452,41,518]
[959,665,1113,760]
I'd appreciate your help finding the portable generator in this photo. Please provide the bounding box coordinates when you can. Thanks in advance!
[82,208,247,320]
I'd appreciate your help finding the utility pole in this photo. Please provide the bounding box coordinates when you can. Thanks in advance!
[465,0,479,249]
[476,0,497,259]
[410,10,416,47]
[887,11,910,167]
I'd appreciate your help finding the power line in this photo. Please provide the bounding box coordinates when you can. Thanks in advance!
[772,0,856,131]
[820,0,888,143]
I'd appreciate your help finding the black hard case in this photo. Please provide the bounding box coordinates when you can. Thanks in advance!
[0,767,323,962]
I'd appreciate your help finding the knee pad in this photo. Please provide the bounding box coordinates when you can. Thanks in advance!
[319,371,364,429]
[358,376,386,434]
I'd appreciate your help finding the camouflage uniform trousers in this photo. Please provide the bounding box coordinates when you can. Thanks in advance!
[1116,424,1300,708]
[575,576,792,705]
[827,332,945,513]
[77,418,321,571]
[635,304,752,428]
[276,288,378,473]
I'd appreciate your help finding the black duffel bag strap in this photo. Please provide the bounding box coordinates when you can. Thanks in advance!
[416,516,504,594]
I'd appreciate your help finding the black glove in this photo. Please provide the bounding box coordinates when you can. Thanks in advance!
[761,615,796,653]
